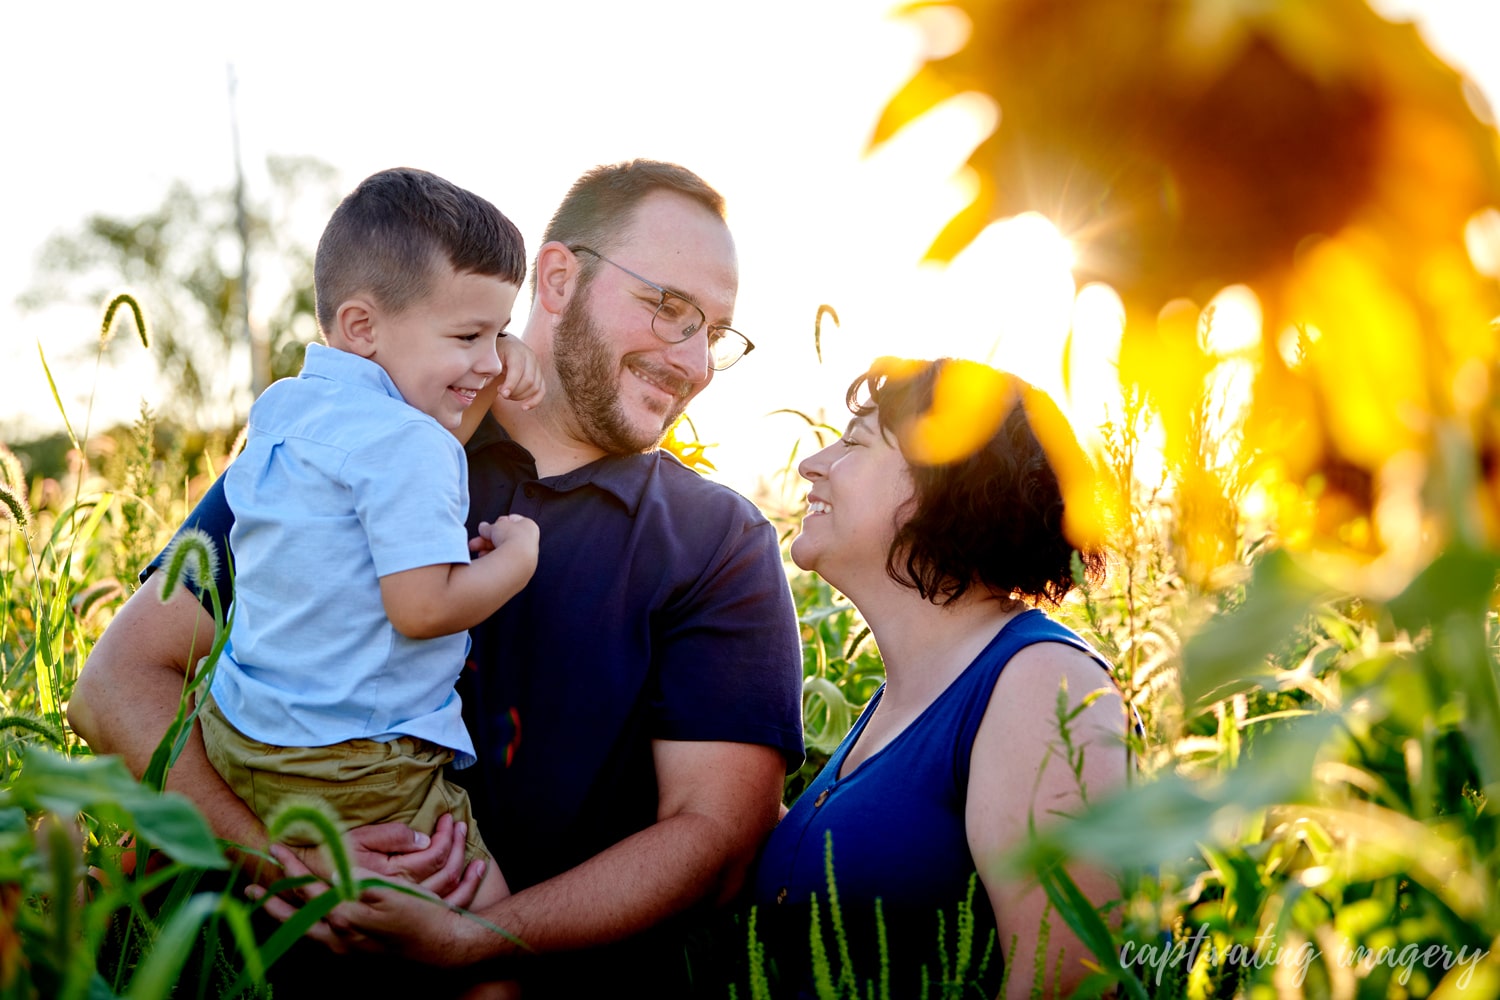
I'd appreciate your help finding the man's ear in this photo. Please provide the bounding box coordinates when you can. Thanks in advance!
[333,298,379,357]
[534,242,580,317]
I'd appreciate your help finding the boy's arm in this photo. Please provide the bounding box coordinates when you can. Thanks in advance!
[379,514,538,640]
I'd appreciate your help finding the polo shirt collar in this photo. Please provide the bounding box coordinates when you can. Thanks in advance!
[300,342,405,402]
[467,413,661,515]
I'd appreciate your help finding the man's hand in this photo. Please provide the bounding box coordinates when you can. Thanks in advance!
[281,814,484,902]
[249,838,490,965]
[250,814,489,959]
[347,814,484,900]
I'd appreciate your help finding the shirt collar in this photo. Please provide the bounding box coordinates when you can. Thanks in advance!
[466,413,663,515]
[300,342,405,403]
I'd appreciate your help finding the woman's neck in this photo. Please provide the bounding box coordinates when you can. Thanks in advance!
[831,582,1022,780]
[858,582,1022,709]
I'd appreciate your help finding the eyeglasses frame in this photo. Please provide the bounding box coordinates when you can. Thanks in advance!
[568,245,755,370]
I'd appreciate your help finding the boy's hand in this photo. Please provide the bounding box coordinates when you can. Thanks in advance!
[472,514,539,572]
[494,335,545,409]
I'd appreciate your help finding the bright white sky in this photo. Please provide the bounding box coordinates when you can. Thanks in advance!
[3,0,1497,506]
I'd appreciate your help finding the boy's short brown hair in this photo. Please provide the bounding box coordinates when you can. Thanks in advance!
[315,167,526,333]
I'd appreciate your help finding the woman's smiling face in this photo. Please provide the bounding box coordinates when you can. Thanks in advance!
[790,409,916,590]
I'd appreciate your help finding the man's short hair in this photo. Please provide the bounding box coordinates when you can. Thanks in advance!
[315,167,526,333]
[537,160,726,292]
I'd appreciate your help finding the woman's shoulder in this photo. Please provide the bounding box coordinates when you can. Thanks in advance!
[981,611,1125,740]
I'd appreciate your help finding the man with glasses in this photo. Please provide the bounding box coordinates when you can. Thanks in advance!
[69,160,804,997]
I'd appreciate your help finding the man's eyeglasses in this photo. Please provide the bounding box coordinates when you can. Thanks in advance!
[570,245,755,370]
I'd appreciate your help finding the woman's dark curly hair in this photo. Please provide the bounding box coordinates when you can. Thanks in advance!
[849,357,1106,608]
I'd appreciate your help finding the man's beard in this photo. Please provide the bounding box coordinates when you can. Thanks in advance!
[553,291,692,455]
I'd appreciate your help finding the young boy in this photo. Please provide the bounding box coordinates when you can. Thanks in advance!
[199,168,538,920]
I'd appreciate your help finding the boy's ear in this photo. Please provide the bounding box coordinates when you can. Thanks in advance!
[534,242,579,317]
[332,299,378,357]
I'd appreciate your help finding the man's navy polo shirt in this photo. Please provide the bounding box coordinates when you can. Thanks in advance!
[149,413,804,890]
[455,415,804,890]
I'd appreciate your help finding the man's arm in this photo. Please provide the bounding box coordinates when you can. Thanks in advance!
[481,738,786,949]
[269,737,787,964]
[68,573,273,871]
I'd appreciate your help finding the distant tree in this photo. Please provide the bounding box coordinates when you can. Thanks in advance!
[20,155,339,427]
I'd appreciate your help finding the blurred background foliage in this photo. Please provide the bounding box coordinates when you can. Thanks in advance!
[19,156,338,431]
[847,0,1500,995]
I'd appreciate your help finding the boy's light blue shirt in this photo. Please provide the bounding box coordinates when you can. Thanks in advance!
[212,342,477,767]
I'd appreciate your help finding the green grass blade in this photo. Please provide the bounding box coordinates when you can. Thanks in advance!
[36,340,81,451]
[123,893,221,999]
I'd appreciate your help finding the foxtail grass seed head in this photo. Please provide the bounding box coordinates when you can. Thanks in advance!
[157,527,219,602]
[813,303,840,364]
[0,483,31,532]
[0,443,24,494]
[266,798,358,899]
[100,292,149,349]
[228,423,249,464]
[0,713,67,750]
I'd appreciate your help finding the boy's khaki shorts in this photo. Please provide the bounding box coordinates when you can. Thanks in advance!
[200,693,490,863]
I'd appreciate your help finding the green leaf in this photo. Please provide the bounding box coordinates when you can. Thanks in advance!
[123,893,221,999]
[36,340,81,451]
[1181,549,1335,710]
[1035,862,1149,1000]
[5,748,226,870]
[1388,544,1500,629]
[1016,714,1339,871]
[803,676,853,755]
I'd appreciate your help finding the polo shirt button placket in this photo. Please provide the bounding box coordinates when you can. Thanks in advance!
[813,789,830,807]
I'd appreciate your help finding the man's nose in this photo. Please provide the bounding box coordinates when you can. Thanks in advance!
[662,328,711,384]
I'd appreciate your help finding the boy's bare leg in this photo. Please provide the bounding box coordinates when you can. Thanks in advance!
[470,861,509,911]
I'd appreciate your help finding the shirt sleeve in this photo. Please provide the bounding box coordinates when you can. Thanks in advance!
[650,514,806,771]
[343,417,472,577]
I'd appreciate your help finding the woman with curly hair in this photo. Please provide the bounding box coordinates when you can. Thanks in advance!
[749,357,1127,999]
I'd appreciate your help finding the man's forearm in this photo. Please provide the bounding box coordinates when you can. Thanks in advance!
[446,741,785,965]
[69,575,271,868]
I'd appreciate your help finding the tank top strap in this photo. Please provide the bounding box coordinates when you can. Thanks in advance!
[940,608,1110,787]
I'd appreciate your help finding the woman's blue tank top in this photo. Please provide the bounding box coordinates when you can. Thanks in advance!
[749,609,1108,996]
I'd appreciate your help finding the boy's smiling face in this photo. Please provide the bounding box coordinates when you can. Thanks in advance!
[352,262,519,429]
